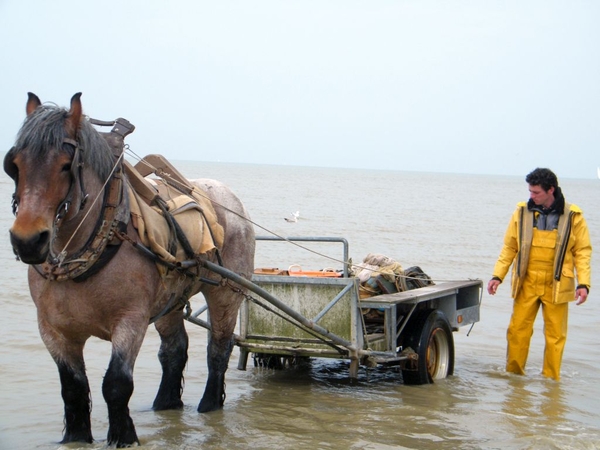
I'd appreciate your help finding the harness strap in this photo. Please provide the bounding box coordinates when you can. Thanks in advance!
[37,163,128,281]
[114,228,220,286]
[35,118,135,281]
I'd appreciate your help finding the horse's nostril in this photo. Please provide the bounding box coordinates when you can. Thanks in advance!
[37,230,50,247]
[10,229,50,264]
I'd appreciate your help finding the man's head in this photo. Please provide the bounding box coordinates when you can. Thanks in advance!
[526,168,558,208]
[526,168,558,191]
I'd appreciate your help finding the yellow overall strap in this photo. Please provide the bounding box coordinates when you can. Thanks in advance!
[516,205,533,280]
[553,202,573,281]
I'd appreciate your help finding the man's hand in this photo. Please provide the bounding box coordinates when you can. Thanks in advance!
[488,279,501,295]
[575,287,588,305]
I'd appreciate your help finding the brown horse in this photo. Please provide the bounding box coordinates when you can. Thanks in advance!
[4,93,255,447]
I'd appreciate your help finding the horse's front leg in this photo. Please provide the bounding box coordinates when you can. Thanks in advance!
[57,350,94,443]
[39,319,93,444]
[103,324,147,447]
[58,360,94,444]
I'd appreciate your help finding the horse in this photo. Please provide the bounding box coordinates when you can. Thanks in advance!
[4,93,255,447]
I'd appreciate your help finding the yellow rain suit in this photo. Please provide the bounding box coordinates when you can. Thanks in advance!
[492,201,592,380]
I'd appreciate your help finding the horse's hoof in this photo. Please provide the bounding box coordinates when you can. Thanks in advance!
[108,438,140,448]
[197,399,223,413]
[116,441,140,448]
[107,431,140,448]
[152,399,184,411]
[60,431,93,444]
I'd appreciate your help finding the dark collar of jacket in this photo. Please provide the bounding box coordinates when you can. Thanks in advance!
[527,185,565,215]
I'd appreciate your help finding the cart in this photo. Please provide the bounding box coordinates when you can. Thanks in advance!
[186,236,482,384]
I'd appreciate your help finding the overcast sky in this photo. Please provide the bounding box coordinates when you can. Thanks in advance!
[1,1,598,179]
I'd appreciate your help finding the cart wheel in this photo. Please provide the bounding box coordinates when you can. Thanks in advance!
[401,310,454,385]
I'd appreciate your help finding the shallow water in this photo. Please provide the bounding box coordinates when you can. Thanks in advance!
[1,162,599,449]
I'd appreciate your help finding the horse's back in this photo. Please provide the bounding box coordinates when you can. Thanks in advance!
[191,178,255,276]
[190,178,250,225]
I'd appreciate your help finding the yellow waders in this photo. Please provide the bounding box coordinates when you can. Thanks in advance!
[506,228,569,380]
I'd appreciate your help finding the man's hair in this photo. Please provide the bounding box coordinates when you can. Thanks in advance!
[526,168,558,191]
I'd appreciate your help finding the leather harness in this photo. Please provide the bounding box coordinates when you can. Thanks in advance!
[35,126,130,282]
[34,118,223,287]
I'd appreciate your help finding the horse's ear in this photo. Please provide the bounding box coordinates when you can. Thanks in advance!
[65,92,83,138]
[26,92,41,116]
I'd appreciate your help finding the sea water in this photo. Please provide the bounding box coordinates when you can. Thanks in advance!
[1,161,599,449]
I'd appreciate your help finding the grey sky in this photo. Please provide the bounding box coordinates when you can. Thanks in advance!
[1,1,598,178]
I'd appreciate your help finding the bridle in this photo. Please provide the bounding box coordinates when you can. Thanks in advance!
[42,160,127,281]
[8,137,88,226]
[12,133,130,281]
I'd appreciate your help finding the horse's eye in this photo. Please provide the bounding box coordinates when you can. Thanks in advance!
[61,163,71,172]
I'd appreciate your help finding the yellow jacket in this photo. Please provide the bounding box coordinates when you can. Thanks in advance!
[493,201,592,303]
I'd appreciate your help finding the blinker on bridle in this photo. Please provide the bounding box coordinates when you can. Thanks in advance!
[54,137,88,226]
[5,146,18,215]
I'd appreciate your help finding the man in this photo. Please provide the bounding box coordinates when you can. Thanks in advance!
[487,168,592,380]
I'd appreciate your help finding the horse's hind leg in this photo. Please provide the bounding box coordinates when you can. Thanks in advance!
[198,288,241,413]
[102,324,146,447]
[152,312,189,410]
[198,332,235,412]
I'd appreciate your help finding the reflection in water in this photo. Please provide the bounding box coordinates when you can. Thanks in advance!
[501,378,566,429]
[490,376,590,450]
[539,382,568,422]
[189,360,487,450]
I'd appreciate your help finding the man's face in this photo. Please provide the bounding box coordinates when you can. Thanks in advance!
[529,184,555,208]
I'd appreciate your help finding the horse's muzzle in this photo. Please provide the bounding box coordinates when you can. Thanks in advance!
[9,229,50,264]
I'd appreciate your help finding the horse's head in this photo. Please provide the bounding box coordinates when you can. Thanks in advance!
[4,93,114,264]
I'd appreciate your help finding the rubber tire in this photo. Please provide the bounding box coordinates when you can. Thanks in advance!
[401,310,454,385]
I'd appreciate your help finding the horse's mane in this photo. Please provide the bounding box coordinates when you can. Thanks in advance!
[14,104,116,181]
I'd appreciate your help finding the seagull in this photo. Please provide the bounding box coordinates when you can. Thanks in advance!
[284,211,300,223]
